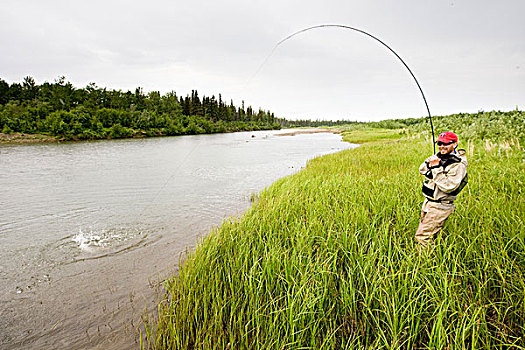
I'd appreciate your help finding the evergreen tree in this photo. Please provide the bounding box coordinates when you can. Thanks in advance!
[0,79,9,105]
[190,90,203,116]
[8,82,22,102]
[21,76,38,101]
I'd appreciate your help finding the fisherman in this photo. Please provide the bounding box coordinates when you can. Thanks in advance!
[415,131,468,247]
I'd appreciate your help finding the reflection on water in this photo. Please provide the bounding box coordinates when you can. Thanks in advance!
[0,130,355,349]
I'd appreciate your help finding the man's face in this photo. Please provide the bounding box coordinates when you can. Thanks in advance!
[438,141,456,155]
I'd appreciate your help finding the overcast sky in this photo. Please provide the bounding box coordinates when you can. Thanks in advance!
[1,0,524,121]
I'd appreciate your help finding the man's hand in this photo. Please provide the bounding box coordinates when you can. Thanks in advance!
[427,155,440,167]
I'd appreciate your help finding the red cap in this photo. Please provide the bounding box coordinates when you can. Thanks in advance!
[436,131,458,143]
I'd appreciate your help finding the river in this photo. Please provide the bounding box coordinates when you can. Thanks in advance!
[0,129,355,349]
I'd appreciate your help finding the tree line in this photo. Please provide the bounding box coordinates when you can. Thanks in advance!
[0,76,283,140]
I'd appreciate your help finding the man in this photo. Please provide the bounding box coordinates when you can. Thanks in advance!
[415,131,468,247]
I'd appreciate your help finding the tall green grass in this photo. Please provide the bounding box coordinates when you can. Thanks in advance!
[143,127,524,349]
[341,128,404,144]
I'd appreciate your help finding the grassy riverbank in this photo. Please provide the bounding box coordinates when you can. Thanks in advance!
[143,114,524,349]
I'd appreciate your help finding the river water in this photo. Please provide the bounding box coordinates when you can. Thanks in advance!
[0,129,354,349]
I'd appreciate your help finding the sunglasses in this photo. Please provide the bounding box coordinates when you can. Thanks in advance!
[436,141,456,146]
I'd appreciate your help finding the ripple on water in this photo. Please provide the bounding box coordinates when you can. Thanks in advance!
[68,226,158,262]
[3,225,157,297]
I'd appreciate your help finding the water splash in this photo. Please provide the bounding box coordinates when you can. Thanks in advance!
[69,226,158,262]
[72,228,123,251]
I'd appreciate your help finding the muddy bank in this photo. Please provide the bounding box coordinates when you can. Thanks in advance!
[0,133,58,144]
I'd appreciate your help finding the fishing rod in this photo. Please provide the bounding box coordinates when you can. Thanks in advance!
[250,24,436,152]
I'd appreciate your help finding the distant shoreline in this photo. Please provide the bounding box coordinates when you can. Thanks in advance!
[275,128,342,137]
[0,128,343,145]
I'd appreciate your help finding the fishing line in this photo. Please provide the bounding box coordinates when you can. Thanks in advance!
[144,136,204,210]
[248,24,436,152]
[69,137,205,255]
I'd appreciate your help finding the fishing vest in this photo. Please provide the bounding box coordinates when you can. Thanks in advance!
[422,150,468,200]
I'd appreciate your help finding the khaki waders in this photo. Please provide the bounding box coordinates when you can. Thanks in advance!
[415,200,455,247]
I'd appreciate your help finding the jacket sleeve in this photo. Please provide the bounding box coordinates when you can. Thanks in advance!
[419,161,429,175]
[431,162,466,193]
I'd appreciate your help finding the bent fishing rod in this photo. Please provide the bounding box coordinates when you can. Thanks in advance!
[251,24,436,152]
